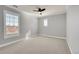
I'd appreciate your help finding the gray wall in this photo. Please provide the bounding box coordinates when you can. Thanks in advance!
[0,6,38,45]
[67,6,79,54]
[0,5,22,45]
[38,14,66,38]
[20,12,38,37]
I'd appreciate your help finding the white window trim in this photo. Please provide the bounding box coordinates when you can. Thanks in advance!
[44,19,48,27]
[4,10,20,39]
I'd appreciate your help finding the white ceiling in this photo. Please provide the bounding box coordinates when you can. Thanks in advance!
[7,5,66,17]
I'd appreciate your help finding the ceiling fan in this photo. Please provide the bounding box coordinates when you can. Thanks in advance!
[12,5,18,8]
[33,7,46,15]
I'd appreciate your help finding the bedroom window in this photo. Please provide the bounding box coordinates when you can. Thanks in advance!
[4,10,19,38]
[44,19,48,27]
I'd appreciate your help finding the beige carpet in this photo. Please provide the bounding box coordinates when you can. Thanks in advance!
[0,36,71,54]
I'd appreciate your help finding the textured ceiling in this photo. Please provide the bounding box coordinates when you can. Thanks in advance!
[7,5,66,17]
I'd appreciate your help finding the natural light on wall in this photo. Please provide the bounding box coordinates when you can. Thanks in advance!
[44,19,48,27]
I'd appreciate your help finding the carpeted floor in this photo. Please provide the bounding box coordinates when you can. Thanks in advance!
[0,36,71,54]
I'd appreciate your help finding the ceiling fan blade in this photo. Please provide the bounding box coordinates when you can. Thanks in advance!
[33,7,46,12]
[41,8,46,11]
[33,10,39,12]
[13,5,18,8]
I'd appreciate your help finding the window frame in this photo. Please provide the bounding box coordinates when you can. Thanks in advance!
[44,19,48,27]
[4,10,20,39]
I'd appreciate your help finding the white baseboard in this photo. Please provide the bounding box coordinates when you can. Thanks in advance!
[0,39,23,48]
[66,39,72,54]
[39,34,66,39]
